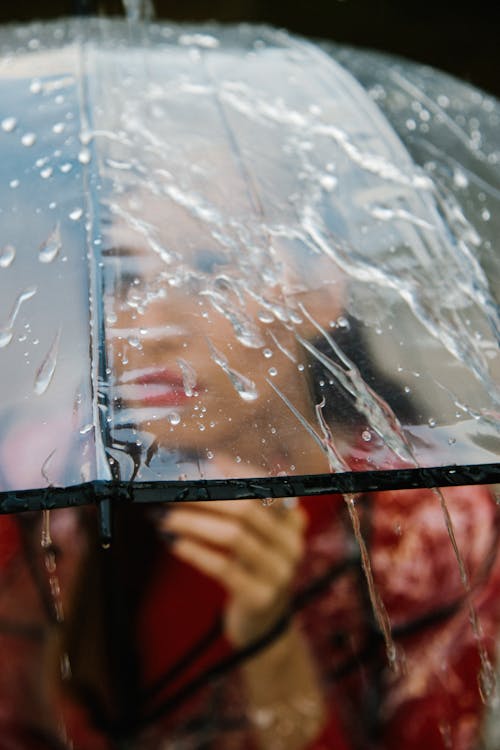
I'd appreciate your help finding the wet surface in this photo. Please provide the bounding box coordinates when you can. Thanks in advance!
[0,19,498,509]
[0,18,500,750]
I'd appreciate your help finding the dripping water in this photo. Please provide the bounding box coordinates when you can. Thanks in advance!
[201,287,265,349]
[268,380,400,668]
[0,244,16,268]
[344,493,401,671]
[206,338,258,401]
[39,224,62,264]
[294,303,497,690]
[34,328,61,395]
[40,452,72,681]
[432,486,497,704]
[0,287,37,348]
[122,0,155,22]
[316,398,400,668]
[40,508,71,682]
[40,509,64,624]
[176,357,197,397]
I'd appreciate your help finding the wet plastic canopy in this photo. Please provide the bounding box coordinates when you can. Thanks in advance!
[0,19,499,513]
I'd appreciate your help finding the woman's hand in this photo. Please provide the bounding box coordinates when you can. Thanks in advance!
[160,497,306,648]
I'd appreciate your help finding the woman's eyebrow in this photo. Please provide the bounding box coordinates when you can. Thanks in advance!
[101,245,144,258]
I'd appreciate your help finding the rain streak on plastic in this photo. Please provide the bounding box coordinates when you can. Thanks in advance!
[0,19,499,509]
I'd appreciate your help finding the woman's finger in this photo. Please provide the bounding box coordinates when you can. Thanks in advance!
[162,507,295,587]
[166,499,305,565]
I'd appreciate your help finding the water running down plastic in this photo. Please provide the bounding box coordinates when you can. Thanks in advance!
[0,20,497,514]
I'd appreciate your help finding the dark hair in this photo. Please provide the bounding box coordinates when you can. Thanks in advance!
[307,315,419,427]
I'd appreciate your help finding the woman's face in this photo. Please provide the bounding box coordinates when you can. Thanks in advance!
[102,198,344,476]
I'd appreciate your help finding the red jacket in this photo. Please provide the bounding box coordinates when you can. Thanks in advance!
[0,484,499,749]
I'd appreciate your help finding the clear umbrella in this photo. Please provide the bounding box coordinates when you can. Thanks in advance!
[0,19,498,520]
[0,17,499,750]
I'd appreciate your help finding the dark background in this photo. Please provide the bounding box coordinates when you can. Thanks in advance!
[1,1,499,97]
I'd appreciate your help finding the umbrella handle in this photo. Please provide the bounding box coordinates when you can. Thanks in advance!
[99,498,112,547]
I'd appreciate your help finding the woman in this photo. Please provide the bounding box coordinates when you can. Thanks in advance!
[0,215,499,749]
[1,471,499,749]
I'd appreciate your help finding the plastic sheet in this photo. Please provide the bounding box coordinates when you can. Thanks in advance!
[0,20,498,512]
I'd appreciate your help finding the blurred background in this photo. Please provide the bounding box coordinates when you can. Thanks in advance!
[0,0,498,98]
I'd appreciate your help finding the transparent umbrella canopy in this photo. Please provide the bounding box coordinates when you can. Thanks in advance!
[0,19,499,520]
[1,19,500,750]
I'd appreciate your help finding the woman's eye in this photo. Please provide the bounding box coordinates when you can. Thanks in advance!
[193,249,228,274]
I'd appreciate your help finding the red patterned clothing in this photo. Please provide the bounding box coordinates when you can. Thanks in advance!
[0,484,499,749]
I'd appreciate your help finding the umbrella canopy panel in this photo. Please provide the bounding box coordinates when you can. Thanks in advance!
[0,20,499,509]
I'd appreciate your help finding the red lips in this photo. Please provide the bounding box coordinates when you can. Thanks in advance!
[116,367,195,407]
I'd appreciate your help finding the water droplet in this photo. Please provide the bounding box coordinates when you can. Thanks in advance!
[268,367,278,377]
[21,132,36,147]
[290,311,303,325]
[478,659,497,705]
[0,287,37,348]
[297,363,305,372]
[258,309,275,324]
[169,412,181,426]
[178,32,219,48]
[261,497,275,507]
[0,245,16,268]
[69,207,83,221]
[60,652,72,681]
[1,116,17,133]
[207,339,259,402]
[30,79,42,94]
[206,451,214,460]
[79,423,93,435]
[40,166,53,179]
[52,122,65,134]
[263,348,273,359]
[78,148,92,165]
[428,417,437,428]
[177,357,197,397]
[320,174,338,191]
[362,429,372,442]
[39,224,62,264]
[404,385,411,394]
[127,336,142,349]
[0,330,13,348]
[60,162,73,173]
[34,329,61,395]
[9,179,20,189]
[235,455,242,463]
[453,169,469,189]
